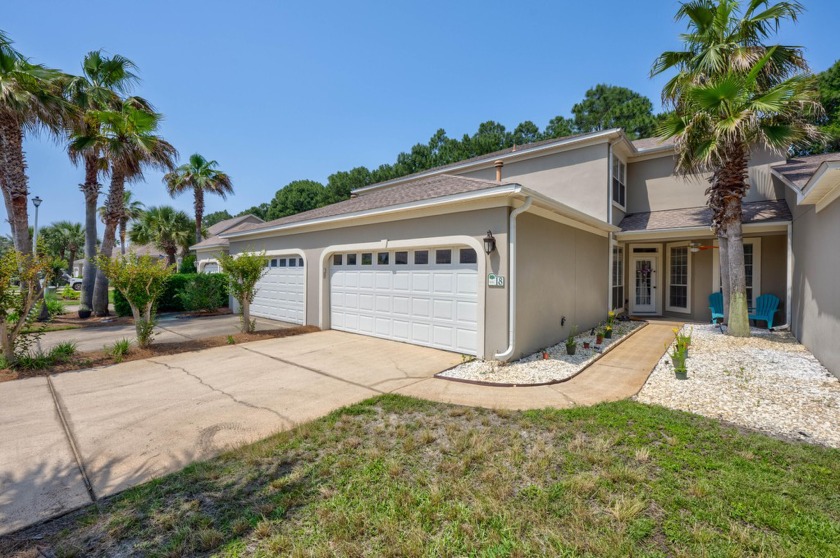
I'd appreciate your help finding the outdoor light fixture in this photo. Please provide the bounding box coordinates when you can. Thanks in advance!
[32,196,42,208]
[483,230,496,255]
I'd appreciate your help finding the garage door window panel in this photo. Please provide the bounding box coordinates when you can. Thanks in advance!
[329,244,479,354]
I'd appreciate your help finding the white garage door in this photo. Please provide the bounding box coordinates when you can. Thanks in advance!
[251,256,305,324]
[330,247,479,354]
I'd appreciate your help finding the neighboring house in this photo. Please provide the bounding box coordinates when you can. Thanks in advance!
[190,130,840,377]
[192,214,265,273]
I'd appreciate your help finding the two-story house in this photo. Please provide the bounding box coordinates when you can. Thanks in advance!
[192,129,840,377]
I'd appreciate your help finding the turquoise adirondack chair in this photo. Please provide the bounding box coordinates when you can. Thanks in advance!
[708,291,724,324]
[749,294,780,329]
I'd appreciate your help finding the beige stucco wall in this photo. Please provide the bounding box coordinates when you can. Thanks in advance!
[626,147,787,214]
[459,143,610,222]
[228,207,511,359]
[785,183,840,377]
[515,213,609,358]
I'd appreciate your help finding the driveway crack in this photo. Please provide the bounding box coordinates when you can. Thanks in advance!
[147,358,294,426]
[237,346,384,395]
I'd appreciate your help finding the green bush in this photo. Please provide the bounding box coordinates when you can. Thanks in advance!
[179,254,197,274]
[177,274,228,312]
[114,273,229,316]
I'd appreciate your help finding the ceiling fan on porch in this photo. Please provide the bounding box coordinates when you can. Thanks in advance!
[689,242,717,253]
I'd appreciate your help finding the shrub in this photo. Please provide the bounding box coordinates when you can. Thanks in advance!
[0,251,54,362]
[218,252,268,333]
[51,341,77,361]
[13,342,76,370]
[98,254,173,348]
[179,254,197,274]
[60,285,80,300]
[45,296,65,318]
[176,274,228,312]
[113,272,229,316]
[107,339,132,363]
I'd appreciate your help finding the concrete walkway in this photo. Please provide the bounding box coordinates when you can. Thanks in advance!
[37,314,290,353]
[0,322,677,536]
[396,322,680,410]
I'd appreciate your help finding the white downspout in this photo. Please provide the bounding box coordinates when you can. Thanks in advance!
[495,196,533,361]
[785,222,793,328]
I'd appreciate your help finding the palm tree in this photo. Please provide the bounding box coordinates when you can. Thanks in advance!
[128,206,193,266]
[652,0,821,336]
[164,153,233,244]
[0,30,69,254]
[65,50,139,310]
[90,102,177,315]
[99,190,145,255]
[51,221,84,274]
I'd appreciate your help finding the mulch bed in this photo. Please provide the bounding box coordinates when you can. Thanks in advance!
[0,325,320,383]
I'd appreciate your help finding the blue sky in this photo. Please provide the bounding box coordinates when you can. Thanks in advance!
[4,0,837,234]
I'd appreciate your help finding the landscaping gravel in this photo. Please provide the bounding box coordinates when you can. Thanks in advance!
[439,320,643,385]
[635,324,840,449]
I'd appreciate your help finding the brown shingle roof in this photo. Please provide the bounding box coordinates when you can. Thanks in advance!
[225,174,515,236]
[206,214,262,236]
[619,199,791,232]
[772,152,840,189]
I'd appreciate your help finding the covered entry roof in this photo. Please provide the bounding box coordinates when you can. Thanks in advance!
[618,199,792,233]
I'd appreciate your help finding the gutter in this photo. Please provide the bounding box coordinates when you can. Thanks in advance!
[494,196,533,361]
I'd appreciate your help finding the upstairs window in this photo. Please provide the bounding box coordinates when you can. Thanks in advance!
[612,157,626,208]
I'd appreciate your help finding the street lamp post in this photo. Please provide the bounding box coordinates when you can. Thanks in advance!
[32,196,50,322]
[32,196,42,255]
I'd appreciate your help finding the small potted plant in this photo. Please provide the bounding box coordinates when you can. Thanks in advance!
[595,329,604,345]
[542,348,550,360]
[565,326,578,355]
[669,344,688,380]
[583,341,591,349]
[78,303,91,320]
[604,324,613,339]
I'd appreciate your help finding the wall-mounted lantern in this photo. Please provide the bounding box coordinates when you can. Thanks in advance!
[483,230,496,255]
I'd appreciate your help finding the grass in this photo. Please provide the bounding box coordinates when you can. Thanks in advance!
[0,325,319,381]
[8,341,77,371]
[106,338,132,363]
[1,397,837,557]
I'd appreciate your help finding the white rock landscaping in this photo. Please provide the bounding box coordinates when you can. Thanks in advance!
[636,324,840,449]
[439,320,643,385]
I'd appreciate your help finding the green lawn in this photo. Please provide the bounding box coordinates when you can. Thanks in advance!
[3,397,838,557]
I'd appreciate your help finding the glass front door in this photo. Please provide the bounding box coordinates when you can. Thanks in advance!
[632,257,657,313]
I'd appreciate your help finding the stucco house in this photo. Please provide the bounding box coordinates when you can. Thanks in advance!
[191,130,840,377]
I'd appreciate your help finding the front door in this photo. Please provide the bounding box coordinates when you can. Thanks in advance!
[632,257,657,313]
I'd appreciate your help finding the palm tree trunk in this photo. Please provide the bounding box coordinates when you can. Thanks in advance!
[718,234,731,323]
[80,156,100,311]
[0,116,33,254]
[194,187,204,245]
[166,248,177,267]
[718,146,751,337]
[92,170,126,316]
[67,249,76,275]
[120,219,127,255]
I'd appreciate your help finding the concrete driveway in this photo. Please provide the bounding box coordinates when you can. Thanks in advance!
[0,331,461,536]
[37,313,290,353]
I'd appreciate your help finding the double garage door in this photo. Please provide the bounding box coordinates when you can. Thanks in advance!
[330,247,479,355]
[251,256,305,324]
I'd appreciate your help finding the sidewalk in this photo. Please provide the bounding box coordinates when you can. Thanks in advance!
[395,322,681,409]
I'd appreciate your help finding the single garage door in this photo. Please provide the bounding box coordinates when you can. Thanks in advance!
[330,247,478,354]
[251,256,305,324]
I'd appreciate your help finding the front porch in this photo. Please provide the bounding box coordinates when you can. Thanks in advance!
[613,200,792,328]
